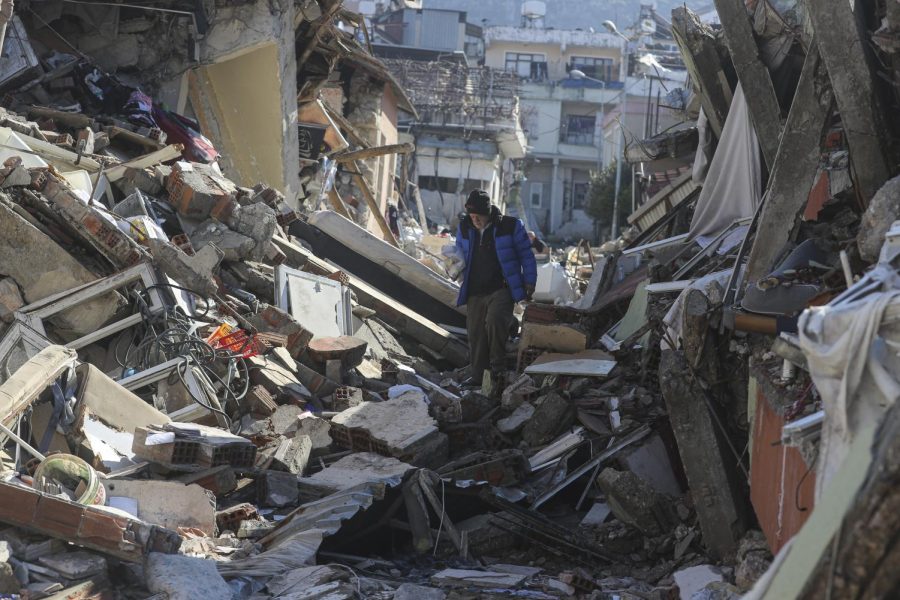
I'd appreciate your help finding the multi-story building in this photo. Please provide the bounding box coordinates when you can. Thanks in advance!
[484,20,625,241]
[370,5,484,63]
[382,58,526,228]
[484,1,695,242]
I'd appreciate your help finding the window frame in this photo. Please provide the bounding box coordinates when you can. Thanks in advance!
[529,182,544,208]
[505,51,547,79]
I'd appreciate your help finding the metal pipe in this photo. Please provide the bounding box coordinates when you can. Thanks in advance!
[0,420,46,462]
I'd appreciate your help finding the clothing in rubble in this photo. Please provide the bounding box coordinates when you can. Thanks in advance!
[455,190,537,384]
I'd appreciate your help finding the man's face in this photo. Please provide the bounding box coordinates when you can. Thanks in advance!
[471,213,490,229]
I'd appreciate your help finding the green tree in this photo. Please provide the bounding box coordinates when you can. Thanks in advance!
[587,160,632,240]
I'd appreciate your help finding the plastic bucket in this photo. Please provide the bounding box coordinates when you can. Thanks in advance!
[32,454,106,506]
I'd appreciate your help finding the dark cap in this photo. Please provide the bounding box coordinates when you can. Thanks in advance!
[465,190,491,215]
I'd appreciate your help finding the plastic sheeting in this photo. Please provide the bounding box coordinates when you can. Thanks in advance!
[688,83,762,241]
[798,265,900,498]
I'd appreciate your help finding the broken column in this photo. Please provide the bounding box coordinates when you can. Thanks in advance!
[659,349,750,558]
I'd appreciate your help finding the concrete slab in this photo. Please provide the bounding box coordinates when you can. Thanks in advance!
[331,392,438,454]
[38,551,106,579]
[496,402,535,434]
[145,553,231,600]
[0,203,119,336]
[103,480,216,536]
[297,452,411,496]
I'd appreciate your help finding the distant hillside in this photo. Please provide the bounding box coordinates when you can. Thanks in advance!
[422,0,712,30]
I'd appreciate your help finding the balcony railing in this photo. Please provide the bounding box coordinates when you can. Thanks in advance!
[561,131,596,146]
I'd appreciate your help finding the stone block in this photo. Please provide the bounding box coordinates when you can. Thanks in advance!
[0,562,17,594]
[496,401,535,434]
[271,434,312,474]
[596,468,677,536]
[144,553,232,600]
[190,218,255,262]
[257,470,299,507]
[148,238,223,297]
[858,174,900,262]
[521,392,574,446]
[0,278,24,323]
[296,413,332,449]
[270,404,304,436]
[226,202,277,261]
[501,374,538,410]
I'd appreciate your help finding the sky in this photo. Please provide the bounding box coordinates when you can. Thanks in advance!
[422,0,711,31]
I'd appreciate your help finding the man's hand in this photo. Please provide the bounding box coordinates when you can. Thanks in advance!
[525,285,535,301]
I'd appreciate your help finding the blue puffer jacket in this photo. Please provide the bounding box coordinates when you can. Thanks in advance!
[456,207,538,305]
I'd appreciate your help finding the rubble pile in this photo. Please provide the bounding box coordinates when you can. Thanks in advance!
[0,0,897,599]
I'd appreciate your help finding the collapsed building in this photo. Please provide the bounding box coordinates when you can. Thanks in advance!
[0,0,897,599]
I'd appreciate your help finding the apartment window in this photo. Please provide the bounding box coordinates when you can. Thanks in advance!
[505,52,547,80]
[570,56,615,82]
[562,115,597,146]
[419,175,457,193]
[573,182,590,209]
[418,176,483,196]
[529,183,543,208]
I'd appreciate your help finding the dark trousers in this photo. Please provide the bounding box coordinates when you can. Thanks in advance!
[466,287,514,383]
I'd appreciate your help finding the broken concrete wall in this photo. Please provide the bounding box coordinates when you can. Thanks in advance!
[196,38,300,204]
[343,74,399,233]
[41,0,304,204]
[0,201,119,336]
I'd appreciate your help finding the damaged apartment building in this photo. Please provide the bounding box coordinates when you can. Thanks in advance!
[0,0,899,599]
[380,57,527,229]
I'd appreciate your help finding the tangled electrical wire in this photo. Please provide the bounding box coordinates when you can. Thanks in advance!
[112,282,253,434]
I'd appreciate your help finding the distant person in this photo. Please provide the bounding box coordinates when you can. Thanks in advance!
[386,203,400,238]
[456,190,537,389]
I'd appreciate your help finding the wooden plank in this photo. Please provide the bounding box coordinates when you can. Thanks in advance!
[350,159,400,248]
[713,0,782,168]
[672,7,733,138]
[186,69,214,139]
[806,0,892,204]
[335,143,414,162]
[327,188,352,219]
[745,45,830,282]
[321,103,369,149]
[16,131,102,171]
[103,144,184,182]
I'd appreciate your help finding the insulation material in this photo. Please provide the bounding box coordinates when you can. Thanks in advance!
[688,83,762,241]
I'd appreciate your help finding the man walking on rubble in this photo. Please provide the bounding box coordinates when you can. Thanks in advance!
[456,189,537,390]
